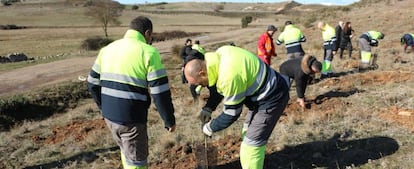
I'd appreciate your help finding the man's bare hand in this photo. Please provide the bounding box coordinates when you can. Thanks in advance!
[166,125,176,132]
[297,98,305,108]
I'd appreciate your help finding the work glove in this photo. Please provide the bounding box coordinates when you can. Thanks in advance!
[199,107,212,123]
[202,122,213,137]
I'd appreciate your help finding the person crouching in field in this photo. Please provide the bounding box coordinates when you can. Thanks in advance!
[279,54,322,108]
[358,31,384,70]
[184,45,290,169]
[401,33,414,53]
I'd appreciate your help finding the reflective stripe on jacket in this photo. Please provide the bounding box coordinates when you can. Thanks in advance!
[276,25,306,54]
[360,31,383,47]
[87,29,175,126]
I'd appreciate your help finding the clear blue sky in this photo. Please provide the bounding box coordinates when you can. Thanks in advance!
[114,0,360,6]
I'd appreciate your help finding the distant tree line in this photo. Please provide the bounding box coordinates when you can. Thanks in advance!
[1,0,20,6]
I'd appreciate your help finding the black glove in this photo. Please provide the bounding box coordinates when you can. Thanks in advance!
[199,107,212,124]
[370,39,378,46]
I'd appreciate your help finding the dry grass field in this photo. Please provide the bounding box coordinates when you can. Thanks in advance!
[0,0,413,168]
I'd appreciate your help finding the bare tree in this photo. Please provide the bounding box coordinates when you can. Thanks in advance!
[85,0,123,37]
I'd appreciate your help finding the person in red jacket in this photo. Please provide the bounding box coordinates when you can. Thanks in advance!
[257,25,277,65]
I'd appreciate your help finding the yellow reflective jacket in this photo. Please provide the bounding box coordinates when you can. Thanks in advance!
[88,29,175,126]
[205,46,289,132]
[321,24,337,50]
[276,24,306,53]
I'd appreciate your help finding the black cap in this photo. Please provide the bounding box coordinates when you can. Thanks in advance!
[267,25,277,31]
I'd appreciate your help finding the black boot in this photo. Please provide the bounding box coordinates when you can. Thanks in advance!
[320,74,328,79]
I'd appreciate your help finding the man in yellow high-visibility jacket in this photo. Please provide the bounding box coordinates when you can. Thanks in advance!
[184,45,290,169]
[358,31,384,69]
[317,21,338,79]
[276,21,307,60]
[88,16,176,169]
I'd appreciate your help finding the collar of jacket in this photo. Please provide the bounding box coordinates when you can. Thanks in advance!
[322,24,331,31]
[301,54,313,75]
[205,52,220,87]
[285,24,294,30]
[123,29,147,43]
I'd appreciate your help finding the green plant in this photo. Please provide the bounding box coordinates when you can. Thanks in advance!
[213,4,224,12]
[171,44,181,59]
[241,15,253,28]
[81,37,113,51]
[131,4,139,10]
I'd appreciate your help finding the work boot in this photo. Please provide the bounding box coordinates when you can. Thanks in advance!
[369,64,379,70]
[320,74,328,80]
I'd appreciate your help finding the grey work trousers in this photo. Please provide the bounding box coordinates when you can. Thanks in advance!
[104,118,148,166]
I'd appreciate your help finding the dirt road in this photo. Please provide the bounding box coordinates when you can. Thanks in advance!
[0,57,95,96]
[0,27,260,97]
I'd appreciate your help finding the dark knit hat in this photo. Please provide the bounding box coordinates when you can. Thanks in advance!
[285,21,293,25]
[185,38,192,43]
[267,25,277,31]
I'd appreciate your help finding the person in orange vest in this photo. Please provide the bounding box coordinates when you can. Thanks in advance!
[257,25,277,65]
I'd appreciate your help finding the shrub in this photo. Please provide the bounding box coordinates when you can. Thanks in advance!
[152,31,199,42]
[171,44,181,59]
[131,5,139,10]
[81,37,113,51]
[0,82,90,130]
[241,15,253,28]
[301,14,317,28]
[1,0,12,6]
[213,4,224,12]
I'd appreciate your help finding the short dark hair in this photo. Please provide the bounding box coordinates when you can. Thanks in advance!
[194,40,200,44]
[267,25,277,31]
[285,21,293,25]
[129,16,153,35]
[311,60,322,72]
[185,38,192,44]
